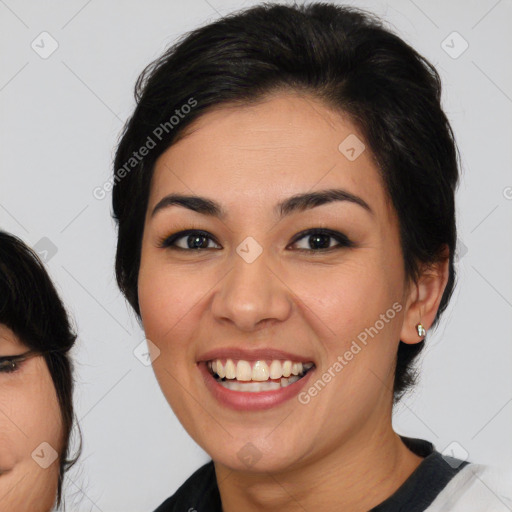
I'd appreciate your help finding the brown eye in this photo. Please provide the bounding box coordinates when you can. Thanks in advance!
[159,230,221,250]
[0,351,33,374]
[289,229,354,252]
[158,228,354,253]
[0,358,21,374]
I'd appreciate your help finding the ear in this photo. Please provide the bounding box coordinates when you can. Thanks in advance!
[399,244,450,345]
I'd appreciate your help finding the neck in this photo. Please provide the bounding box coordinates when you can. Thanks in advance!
[214,420,424,512]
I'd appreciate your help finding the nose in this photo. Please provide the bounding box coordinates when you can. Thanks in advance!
[211,248,293,332]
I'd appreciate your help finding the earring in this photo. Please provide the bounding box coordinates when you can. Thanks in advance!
[416,323,426,337]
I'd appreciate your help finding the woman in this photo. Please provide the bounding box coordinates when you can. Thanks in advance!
[0,231,79,511]
[112,3,511,511]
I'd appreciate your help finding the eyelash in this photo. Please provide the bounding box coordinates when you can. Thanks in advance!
[0,353,30,374]
[158,228,355,253]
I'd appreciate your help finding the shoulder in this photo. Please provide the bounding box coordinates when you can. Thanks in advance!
[152,460,221,512]
[426,462,512,512]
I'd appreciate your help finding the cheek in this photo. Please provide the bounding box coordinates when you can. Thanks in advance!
[0,459,60,511]
[138,258,208,345]
[0,425,20,470]
[0,362,63,470]
[292,258,403,397]
[291,254,400,333]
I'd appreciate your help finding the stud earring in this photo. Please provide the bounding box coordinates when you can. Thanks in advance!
[416,323,426,337]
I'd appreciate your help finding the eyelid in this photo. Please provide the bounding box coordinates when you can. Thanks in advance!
[0,350,38,365]
[0,351,32,361]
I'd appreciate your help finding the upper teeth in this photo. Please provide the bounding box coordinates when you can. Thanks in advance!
[208,359,314,381]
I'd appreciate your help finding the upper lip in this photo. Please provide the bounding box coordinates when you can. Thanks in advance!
[197,347,314,363]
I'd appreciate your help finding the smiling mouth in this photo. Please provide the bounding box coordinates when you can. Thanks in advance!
[207,358,315,392]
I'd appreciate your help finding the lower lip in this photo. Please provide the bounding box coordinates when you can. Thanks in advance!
[198,362,315,411]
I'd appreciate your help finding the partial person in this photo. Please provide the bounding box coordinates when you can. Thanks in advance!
[0,231,79,511]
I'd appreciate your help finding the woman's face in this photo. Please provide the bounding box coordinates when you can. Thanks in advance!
[138,92,421,472]
[0,325,62,511]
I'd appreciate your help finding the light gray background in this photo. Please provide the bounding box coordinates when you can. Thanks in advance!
[1,1,511,511]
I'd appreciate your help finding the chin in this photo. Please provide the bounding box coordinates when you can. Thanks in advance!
[210,442,307,474]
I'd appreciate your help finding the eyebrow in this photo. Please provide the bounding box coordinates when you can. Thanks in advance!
[151,188,373,220]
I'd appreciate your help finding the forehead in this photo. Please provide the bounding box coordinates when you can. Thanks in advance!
[0,325,24,349]
[149,92,393,222]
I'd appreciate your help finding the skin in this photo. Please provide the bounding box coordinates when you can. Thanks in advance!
[0,324,62,512]
[138,91,450,511]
